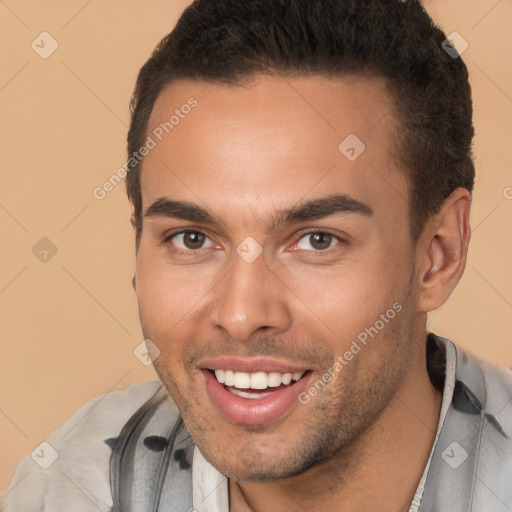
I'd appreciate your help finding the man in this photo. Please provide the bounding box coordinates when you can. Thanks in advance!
[3,0,511,510]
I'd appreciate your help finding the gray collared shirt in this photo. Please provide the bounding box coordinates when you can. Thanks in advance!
[3,335,512,511]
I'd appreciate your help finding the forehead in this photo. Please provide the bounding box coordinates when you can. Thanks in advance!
[141,75,408,226]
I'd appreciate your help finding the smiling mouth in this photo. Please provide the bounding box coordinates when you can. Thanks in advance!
[211,369,307,398]
[201,366,313,425]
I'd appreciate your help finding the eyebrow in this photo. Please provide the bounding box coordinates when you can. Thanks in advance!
[145,198,219,225]
[144,193,373,230]
[269,193,373,230]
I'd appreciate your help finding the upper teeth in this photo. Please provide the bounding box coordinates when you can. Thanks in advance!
[214,370,305,389]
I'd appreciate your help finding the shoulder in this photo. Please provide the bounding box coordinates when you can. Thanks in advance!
[478,357,512,402]
[455,347,512,417]
[2,380,170,512]
[454,346,512,508]
[450,341,512,439]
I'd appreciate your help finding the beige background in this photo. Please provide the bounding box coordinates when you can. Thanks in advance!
[0,0,511,492]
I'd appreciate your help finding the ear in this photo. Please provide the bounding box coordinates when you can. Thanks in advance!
[416,188,472,313]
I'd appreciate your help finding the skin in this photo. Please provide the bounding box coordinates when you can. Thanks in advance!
[134,75,471,512]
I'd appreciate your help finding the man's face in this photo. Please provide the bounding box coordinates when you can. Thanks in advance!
[135,75,420,480]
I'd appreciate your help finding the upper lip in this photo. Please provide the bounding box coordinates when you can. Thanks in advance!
[197,356,311,374]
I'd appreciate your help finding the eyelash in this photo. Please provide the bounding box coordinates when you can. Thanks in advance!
[163,229,346,255]
[162,230,218,256]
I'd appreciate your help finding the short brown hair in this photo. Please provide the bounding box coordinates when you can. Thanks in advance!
[126,0,474,244]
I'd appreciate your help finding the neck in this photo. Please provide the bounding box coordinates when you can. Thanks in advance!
[230,329,443,512]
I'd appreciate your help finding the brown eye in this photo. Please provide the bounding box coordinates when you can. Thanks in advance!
[183,232,205,249]
[296,232,338,251]
[310,233,332,250]
[170,231,211,250]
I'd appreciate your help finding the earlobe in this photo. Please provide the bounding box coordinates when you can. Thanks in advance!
[416,188,472,313]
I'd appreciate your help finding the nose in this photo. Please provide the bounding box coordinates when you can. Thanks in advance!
[208,252,292,342]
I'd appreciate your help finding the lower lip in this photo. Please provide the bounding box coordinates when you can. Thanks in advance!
[202,370,311,426]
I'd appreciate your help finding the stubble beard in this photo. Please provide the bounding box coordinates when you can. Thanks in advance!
[148,290,416,483]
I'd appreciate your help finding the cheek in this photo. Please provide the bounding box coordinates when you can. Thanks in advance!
[135,255,173,328]
[135,244,210,331]
[279,246,411,342]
